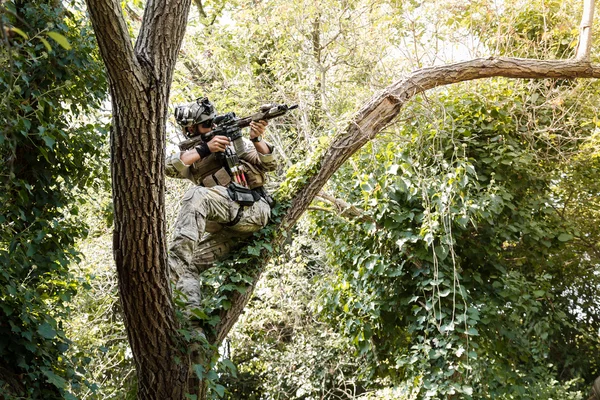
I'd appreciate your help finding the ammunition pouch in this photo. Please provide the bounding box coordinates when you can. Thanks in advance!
[239,160,265,189]
[227,183,261,206]
[201,167,232,187]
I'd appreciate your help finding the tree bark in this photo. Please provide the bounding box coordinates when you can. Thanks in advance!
[111,97,189,399]
[85,0,193,397]
[84,0,599,397]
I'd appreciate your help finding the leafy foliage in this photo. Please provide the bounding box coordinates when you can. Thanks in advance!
[0,1,107,397]
[222,230,374,399]
[312,79,600,398]
[66,229,137,400]
[449,0,581,59]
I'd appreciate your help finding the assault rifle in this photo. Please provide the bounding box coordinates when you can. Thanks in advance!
[177,103,298,151]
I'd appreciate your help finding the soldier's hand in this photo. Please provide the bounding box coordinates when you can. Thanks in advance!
[249,120,268,140]
[207,135,230,153]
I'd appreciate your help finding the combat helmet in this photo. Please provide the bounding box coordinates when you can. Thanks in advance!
[174,97,216,134]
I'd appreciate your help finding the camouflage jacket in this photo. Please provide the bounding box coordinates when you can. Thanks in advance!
[166,138,276,189]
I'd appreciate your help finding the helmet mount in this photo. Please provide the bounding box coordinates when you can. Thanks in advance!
[174,97,217,136]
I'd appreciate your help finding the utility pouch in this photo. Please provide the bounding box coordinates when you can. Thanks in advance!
[202,167,232,188]
[254,186,276,208]
[227,183,260,206]
[213,168,232,186]
[239,160,265,189]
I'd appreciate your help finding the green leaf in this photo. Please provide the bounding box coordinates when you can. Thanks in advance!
[247,246,260,256]
[221,359,237,377]
[42,135,56,149]
[1,304,14,316]
[10,27,29,39]
[38,37,52,52]
[434,245,449,261]
[234,285,247,294]
[214,384,225,397]
[38,322,57,339]
[466,327,479,336]
[462,385,473,395]
[262,243,273,252]
[46,31,72,50]
[386,164,399,175]
[42,368,67,389]
[207,370,218,380]
[21,330,33,341]
[191,308,209,320]
[558,233,573,242]
[193,364,204,379]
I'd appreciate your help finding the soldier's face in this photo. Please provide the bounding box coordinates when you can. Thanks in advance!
[187,124,212,136]
[197,119,213,134]
[198,125,212,134]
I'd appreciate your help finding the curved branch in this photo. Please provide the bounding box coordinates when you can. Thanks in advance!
[316,191,366,218]
[283,57,600,229]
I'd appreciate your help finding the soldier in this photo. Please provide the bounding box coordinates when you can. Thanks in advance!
[166,97,276,318]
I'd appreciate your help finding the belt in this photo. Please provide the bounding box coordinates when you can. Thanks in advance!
[224,186,274,227]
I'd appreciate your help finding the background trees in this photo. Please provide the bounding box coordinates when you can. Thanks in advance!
[1,0,599,398]
[0,1,107,397]
[164,0,598,397]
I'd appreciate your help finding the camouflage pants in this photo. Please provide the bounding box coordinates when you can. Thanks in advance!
[168,185,271,309]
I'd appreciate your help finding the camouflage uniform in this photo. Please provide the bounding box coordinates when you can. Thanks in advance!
[166,138,276,309]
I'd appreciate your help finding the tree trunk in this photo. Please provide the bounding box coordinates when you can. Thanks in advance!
[85,0,193,396]
[84,0,600,398]
[110,89,189,398]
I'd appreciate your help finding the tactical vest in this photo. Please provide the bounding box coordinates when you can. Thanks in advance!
[190,154,266,189]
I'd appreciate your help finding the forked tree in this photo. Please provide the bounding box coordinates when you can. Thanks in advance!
[84,0,600,397]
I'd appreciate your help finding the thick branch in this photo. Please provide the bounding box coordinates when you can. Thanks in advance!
[215,278,260,343]
[85,0,147,92]
[282,57,600,230]
[135,0,192,83]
